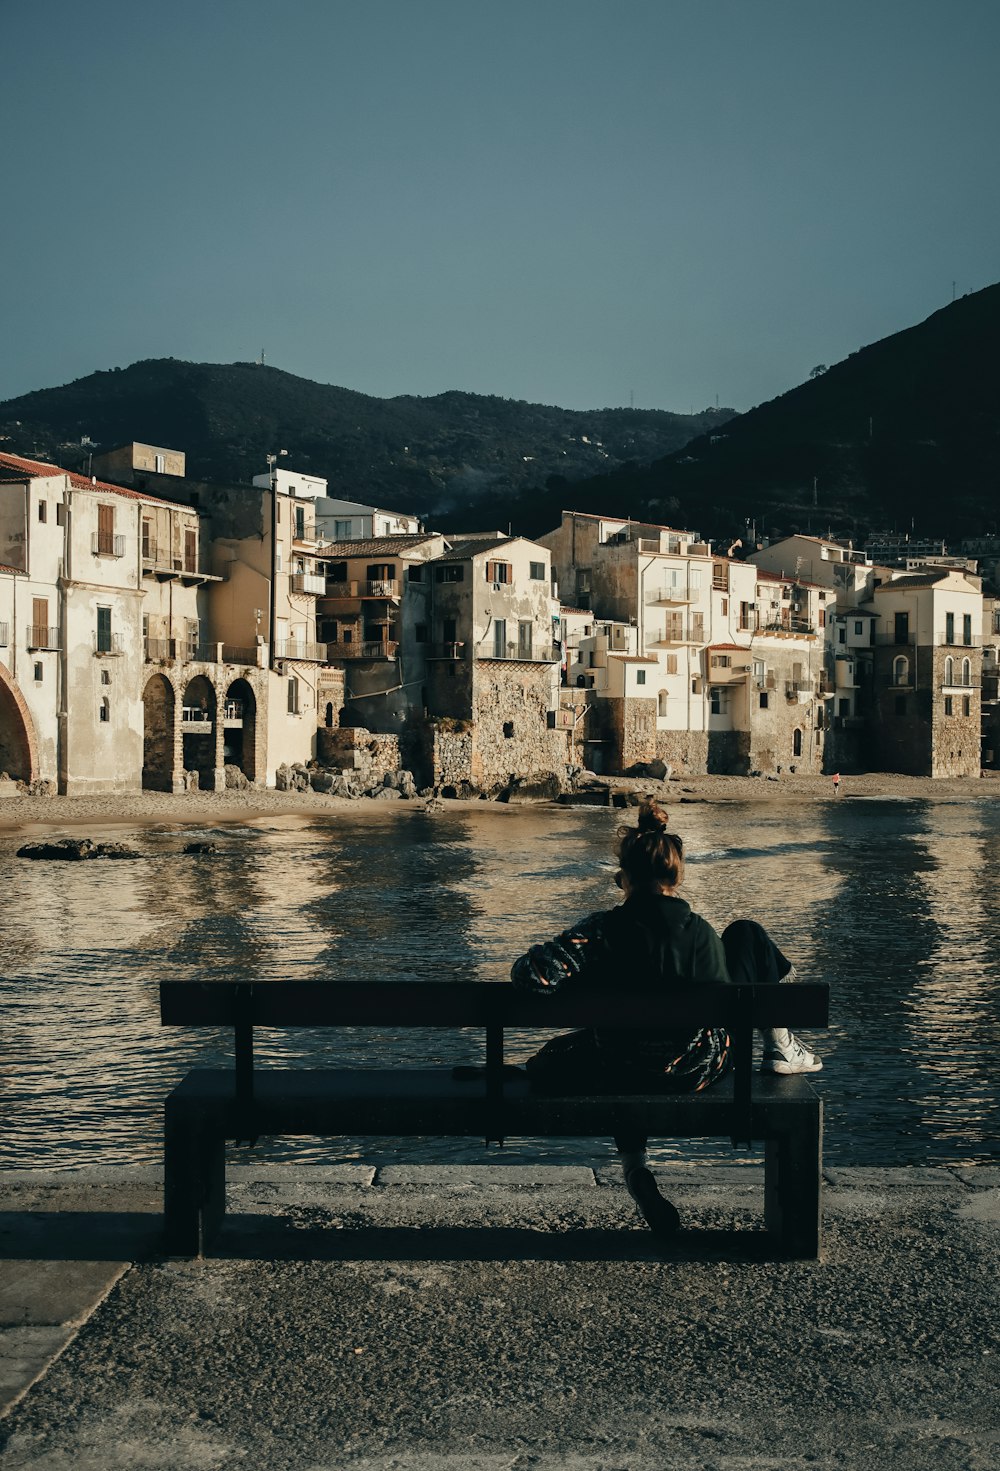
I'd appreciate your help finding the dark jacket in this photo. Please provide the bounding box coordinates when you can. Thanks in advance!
[511,893,732,1086]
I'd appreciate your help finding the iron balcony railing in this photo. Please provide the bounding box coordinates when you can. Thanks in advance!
[275,639,327,662]
[27,625,59,650]
[221,645,259,665]
[92,531,126,558]
[937,632,980,647]
[760,618,816,636]
[94,631,124,656]
[326,639,399,661]
[145,637,177,662]
[478,644,561,663]
[181,706,213,726]
[223,701,244,721]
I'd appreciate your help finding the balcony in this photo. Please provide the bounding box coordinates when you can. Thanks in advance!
[936,632,980,647]
[223,700,244,726]
[92,531,126,558]
[181,706,212,732]
[785,680,813,701]
[363,578,400,599]
[290,572,327,596]
[651,625,704,646]
[27,625,59,650]
[275,639,328,662]
[427,641,468,660]
[478,644,561,663]
[142,542,208,581]
[94,631,125,657]
[760,618,817,636]
[327,639,399,661]
[874,631,916,646]
[645,585,696,606]
[145,637,177,662]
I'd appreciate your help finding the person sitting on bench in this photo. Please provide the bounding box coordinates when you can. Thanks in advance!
[510,797,821,1237]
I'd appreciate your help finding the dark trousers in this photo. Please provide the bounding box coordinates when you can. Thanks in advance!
[618,919,790,1155]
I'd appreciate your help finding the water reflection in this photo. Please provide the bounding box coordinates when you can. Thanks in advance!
[0,799,998,1169]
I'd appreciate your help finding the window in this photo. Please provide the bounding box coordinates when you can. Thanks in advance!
[502,721,514,739]
[415,622,427,643]
[963,614,973,647]
[893,655,909,686]
[97,503,115,556]
[517,621,532,659]
[721,598,728,616]
[38,501,47,523]
[838,627,846,644]
[963,696,971,717]
[711,654,731,669]
[154,453,165,473]
[944,696,953,716]
[99,697,110,723]
[334,519,352,539]
[56,502,65,526]
[275,547,282,572]
[529,561,545,581]
[962,658,971,686]
[854,621,863,635]
[946,612,955,644]
[759,692,769,708]
[485,560,512,584]
[34,662,43,682]
[793,728,803,757]
[101,669,111,686]
[328,562,347,583]
[435,565,464,583]
[665,654,678,674]
[636,669,646,685]
[944,656,954,684]
[493,619,506,658]
[287,677,300,714]
[710,688,727,715]
[184,528,197,572]
[657,691,668,717]
[442,617,457,643]
[407,564,424,582]
[31,597,49,648]
[295,506,305,540]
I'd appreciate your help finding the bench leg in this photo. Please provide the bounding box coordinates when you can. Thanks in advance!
[164,1108,226,1257]
[763,1102,823,1259]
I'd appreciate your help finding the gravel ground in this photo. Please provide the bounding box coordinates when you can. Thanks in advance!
[1,1167,998,1470]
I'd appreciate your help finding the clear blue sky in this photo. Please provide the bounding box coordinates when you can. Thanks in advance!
[3,0,997,413]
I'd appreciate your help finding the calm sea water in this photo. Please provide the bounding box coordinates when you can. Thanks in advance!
[1,797,998,1169]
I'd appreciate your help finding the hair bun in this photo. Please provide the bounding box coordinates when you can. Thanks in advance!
[637,796,669,832]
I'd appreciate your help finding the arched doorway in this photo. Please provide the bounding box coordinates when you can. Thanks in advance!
[793,727,803,758]
[181,675,217,790]
[0,666,37,783]
[223,678,257,782]
[142,674,176,790]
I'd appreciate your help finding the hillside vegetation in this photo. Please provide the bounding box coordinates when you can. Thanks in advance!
[0,361,728,525]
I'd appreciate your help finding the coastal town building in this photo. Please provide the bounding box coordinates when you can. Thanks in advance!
[423,535,565,786]
[312,497,421,541]
[539,512,827,776]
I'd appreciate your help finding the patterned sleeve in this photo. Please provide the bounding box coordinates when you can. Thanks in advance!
[510,910,610,994]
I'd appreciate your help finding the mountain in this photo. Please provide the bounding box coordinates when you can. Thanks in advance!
[0,360,730,523]
[510,284,1000,544]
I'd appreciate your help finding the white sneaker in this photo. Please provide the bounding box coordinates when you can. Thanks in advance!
[760,1031,823,1075]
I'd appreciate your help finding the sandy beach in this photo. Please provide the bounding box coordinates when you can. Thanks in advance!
[0,770,996,835]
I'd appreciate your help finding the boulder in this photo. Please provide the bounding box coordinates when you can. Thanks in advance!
[183,841,218,856]
[17,838,141,861]
[225,764,250,791]
[310,771,336,793]
[396,770,418,799]
[369,786,402,800]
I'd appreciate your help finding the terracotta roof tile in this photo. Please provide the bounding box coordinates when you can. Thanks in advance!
[0,453,186,509]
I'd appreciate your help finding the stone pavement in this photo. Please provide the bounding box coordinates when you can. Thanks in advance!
[0,1163,998,1470]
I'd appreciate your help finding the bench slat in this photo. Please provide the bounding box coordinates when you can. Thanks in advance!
[160,979,829,1030]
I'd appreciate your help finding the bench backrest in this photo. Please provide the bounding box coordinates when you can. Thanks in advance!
[160,979,829,1139]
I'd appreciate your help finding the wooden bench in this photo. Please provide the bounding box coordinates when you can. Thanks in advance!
[160,980,830,1259]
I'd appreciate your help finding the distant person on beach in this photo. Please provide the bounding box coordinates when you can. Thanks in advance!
[832,772,841,797]
[511,797,821,1237]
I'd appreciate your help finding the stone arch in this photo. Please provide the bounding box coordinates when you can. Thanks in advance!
[181,674,217,790]
[0,663,39,783]
[223,678,257,782]
[142,674,176,790]
[893,654,909,686]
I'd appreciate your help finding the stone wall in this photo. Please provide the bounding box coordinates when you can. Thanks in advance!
[652,730,710,775]
[316,725,403,784]
[470,663,564,787]
[608,696,657,772]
